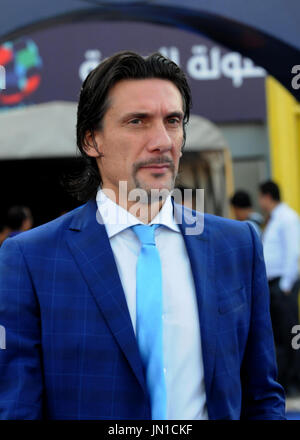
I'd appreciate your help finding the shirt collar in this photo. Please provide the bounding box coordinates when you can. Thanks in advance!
[96,187,180,239]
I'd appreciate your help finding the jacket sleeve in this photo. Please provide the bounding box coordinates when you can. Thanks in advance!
[0,238,44,419]
[240,222,286,419]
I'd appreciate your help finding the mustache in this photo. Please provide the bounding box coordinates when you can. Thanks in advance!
[133,156,174,172]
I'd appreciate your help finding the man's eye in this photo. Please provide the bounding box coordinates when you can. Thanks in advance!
[168,118,180,125]
[129,119,142,125]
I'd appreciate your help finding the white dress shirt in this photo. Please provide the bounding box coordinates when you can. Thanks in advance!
[262,202,300,291]
[96,188,208,420]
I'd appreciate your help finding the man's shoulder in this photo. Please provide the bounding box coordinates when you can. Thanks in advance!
[204,212,254,244]
[283,203,300,221]
[203,211,248,230]
[186,205,251,234]
[177,203,254,246]
[275,202,296,218]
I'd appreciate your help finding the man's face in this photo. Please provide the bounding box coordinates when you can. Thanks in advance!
[86,78,184,199]
[232,207,249,221]
[258,193,271,213]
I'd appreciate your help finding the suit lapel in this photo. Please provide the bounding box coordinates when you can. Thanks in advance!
[173,200,218,403]
[66,199,148,399]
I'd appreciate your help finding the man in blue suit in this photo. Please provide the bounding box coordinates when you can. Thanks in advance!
[0,51,285,419]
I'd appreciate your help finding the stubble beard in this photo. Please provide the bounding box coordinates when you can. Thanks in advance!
[132,166,176,205]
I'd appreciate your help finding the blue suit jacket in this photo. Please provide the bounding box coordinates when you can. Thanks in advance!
[0,199,285,419]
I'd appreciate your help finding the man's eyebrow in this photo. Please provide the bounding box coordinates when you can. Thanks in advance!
[120,111,184,121]
[165,111,184,119]
[121,112,149,121]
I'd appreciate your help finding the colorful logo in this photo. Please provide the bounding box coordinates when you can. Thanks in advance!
[0,38,42,105]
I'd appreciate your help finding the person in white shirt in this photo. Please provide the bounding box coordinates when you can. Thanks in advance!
[259,180,300,396]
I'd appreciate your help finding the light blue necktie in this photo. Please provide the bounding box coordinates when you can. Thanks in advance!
[131,223,167,420]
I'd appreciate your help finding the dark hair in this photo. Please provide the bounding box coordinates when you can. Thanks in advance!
[230,190,252,208]
[68,51,192,202]
[6,206,32,230]
[259,180,281,201]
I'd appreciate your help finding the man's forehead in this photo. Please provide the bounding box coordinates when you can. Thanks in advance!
[107,78,183,110]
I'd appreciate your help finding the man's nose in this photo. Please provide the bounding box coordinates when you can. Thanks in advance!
[146,121,173,152]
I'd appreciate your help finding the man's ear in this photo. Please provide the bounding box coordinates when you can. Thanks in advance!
[83,130,104,157]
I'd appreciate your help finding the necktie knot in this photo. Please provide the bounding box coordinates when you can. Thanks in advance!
[131,224,160,246]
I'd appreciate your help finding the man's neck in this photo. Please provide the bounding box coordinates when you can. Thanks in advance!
[101,186,168,224]
[269,201,280,214]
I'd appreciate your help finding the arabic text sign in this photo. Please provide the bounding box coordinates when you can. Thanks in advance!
[163,45,265,87]
[0,21,266,122]
[79,46,266,89]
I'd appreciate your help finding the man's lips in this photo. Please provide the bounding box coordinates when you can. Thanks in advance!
[139,164,171,172]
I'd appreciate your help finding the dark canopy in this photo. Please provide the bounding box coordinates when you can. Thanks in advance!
[0,0,299,99]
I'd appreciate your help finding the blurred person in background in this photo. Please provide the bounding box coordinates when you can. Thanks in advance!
[258,180,300,397]
[176,185,197,210]
[230,190,263,237]
[6,206,33,238]
[0,222,10,247]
